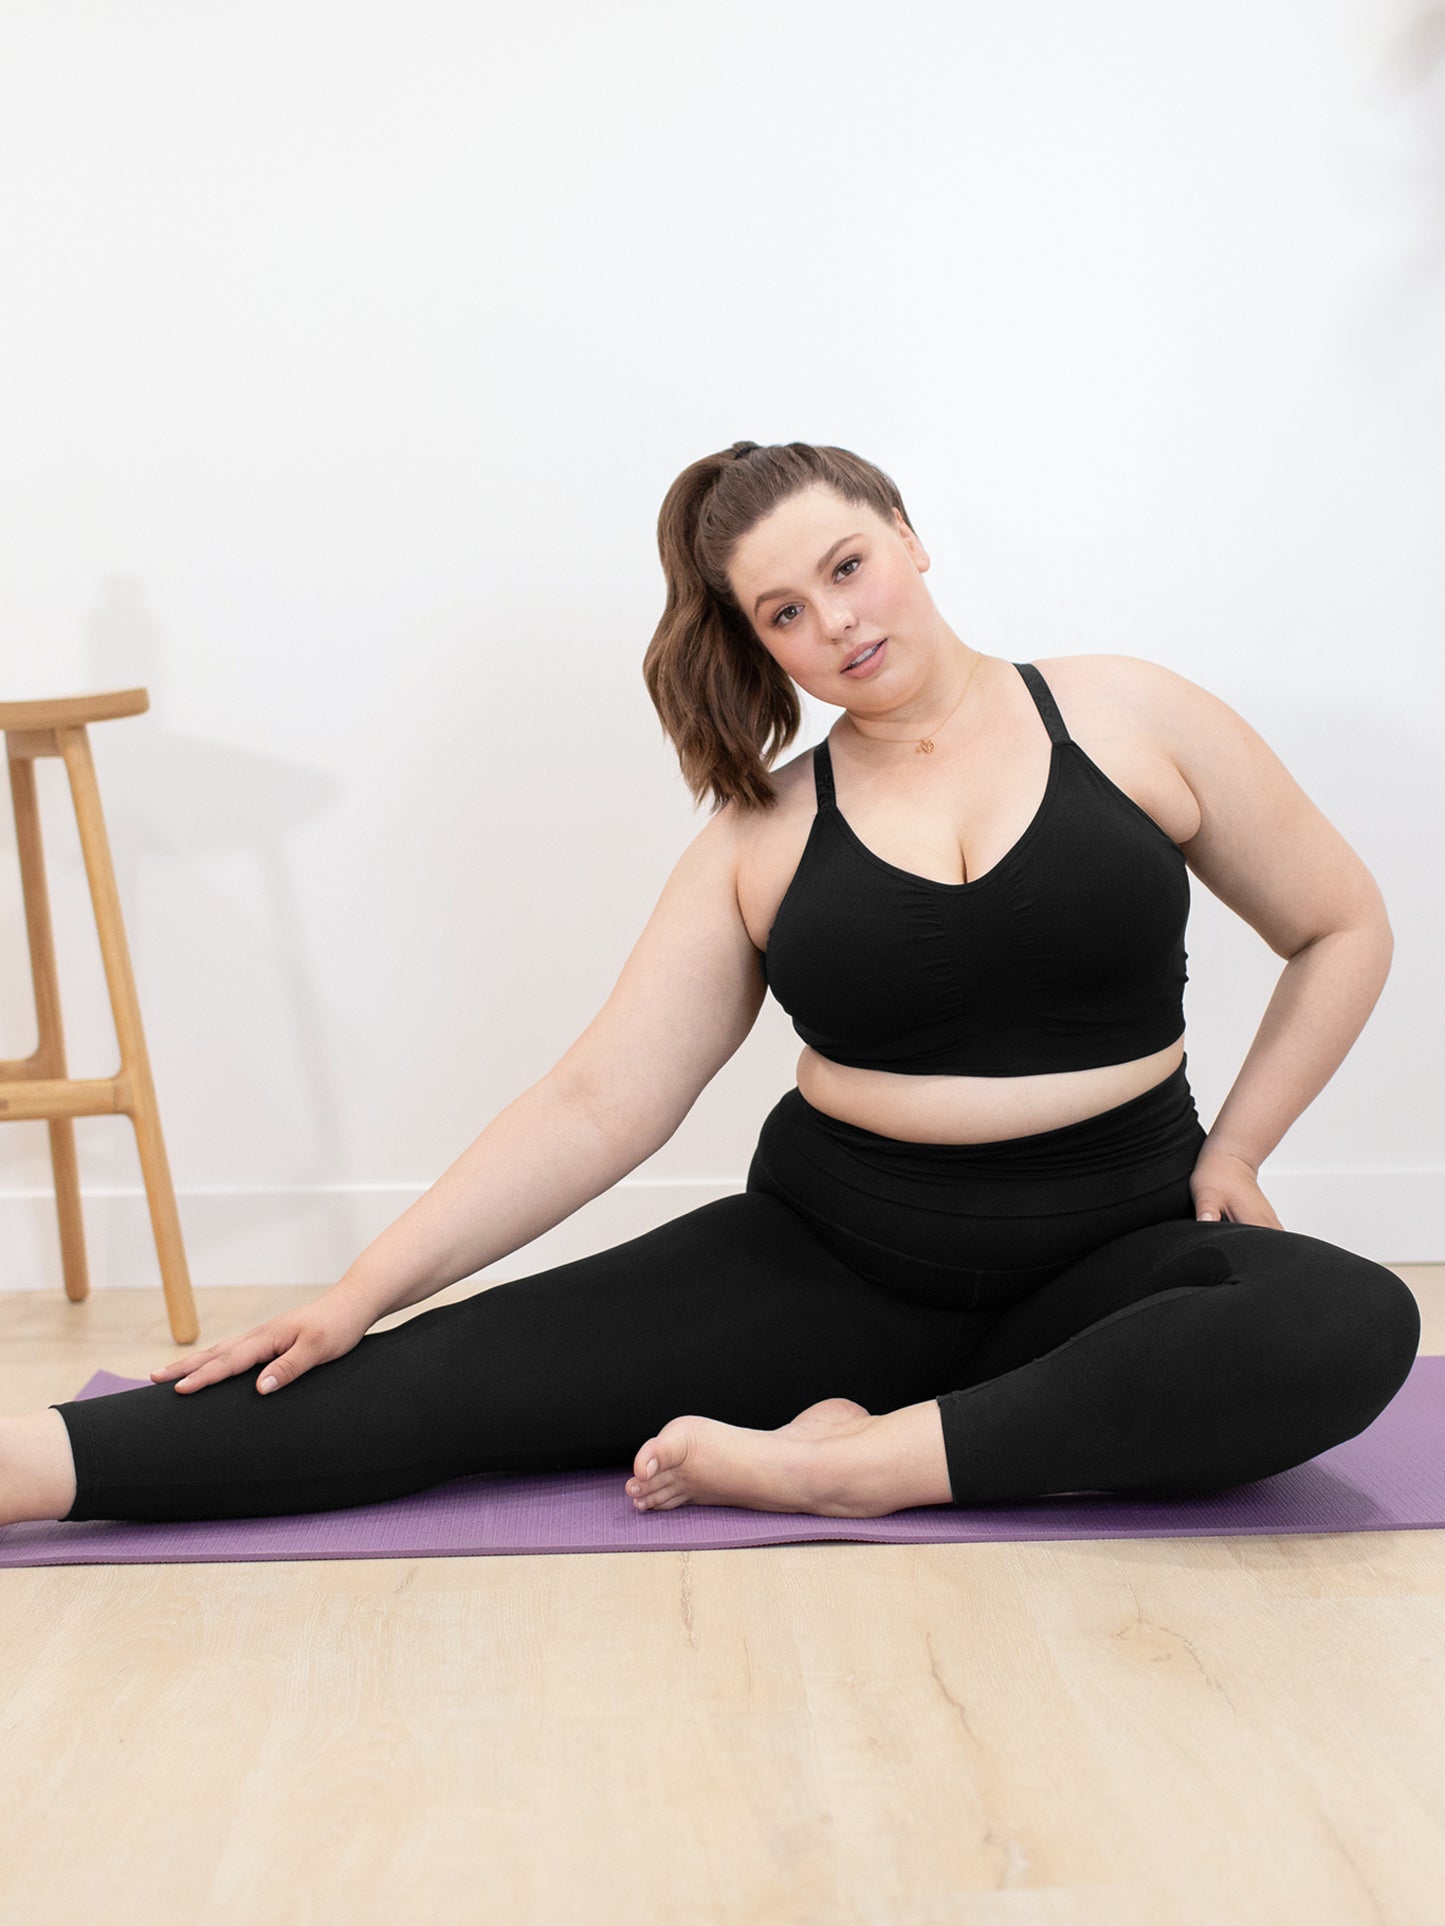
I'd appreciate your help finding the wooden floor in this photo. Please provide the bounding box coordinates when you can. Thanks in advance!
[2,1267,1443,1926]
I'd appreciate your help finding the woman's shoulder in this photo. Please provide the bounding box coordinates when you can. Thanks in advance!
[1031,650,1186,699]
[703,735,817,831]
[1030,652,1216,736]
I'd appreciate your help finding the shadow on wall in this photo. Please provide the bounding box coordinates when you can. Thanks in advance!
[0,572,370,1270]
[1381,4,1445,93]
[1357,4,1445,354]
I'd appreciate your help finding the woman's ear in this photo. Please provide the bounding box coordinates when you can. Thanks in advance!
[895,511,929,571]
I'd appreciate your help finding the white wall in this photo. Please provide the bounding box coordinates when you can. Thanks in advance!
[1,0,1441,1298]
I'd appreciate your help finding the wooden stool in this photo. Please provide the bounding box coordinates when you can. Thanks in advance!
[1,689,199,1345]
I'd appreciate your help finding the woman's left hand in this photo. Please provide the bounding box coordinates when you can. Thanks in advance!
[1190,1143,1285,1230]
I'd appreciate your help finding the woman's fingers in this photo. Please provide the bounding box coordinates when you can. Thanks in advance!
[151,1345,223,1382]
[166,1329,281,1393]
[1194,1178,1284,1231]
[171,1354,247,1392]
[171,1357,243,1392]
[151,1312,344,1396]
[255,1332,327,1394]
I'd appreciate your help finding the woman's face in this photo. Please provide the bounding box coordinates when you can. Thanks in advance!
[725,484,936,709]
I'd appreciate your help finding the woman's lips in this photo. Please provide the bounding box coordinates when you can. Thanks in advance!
[842,638,888,678]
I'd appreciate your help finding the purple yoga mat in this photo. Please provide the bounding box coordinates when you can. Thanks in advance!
[2,1360,1441,1568]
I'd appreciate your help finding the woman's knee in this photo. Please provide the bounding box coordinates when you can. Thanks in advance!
[1212,1223,1421,1409]
[1068,1218,1421,1421]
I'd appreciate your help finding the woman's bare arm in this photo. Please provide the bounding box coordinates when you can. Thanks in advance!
[328,801,766,1324]
[155,799,767,1401]
[153,1074,673,1391]
[331,1078,669,1324]
[1122,654,1393,1202]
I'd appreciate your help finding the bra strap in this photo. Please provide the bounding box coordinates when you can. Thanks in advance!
[1013,661,1070,745]
[812,737,837,810]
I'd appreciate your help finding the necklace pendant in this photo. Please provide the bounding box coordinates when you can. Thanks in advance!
[917,738,935,754]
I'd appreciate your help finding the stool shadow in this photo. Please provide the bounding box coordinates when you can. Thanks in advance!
[0,573,359,1288]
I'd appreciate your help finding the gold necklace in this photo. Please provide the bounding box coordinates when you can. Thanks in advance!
[850,647,987,754]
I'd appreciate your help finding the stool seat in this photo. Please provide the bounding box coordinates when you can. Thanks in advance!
[0,689,149,732]
[1,688,198,1343]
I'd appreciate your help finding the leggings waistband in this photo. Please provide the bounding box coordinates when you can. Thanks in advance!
[747,1057,1208,1308]
[777,1056,1204,1193]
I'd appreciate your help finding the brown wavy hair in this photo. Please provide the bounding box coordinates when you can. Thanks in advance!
[643,439,916,816]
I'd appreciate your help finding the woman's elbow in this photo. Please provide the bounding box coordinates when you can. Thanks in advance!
[1332,894,1394,989]
[1377,912,1395,987]
[1293,878,1392,973]
[1361,875,1394,963]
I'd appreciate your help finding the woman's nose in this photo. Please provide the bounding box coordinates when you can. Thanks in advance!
[820,599,857,640]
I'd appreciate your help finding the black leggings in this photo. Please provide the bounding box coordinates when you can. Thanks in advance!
[51,1058,1420,1522]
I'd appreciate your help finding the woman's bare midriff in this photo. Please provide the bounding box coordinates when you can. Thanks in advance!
[793,1037,1186,1145]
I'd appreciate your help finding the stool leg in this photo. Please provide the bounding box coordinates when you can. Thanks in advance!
[8,750,90,1302]
[47,1119,89,1300]
[57,725,200,1346]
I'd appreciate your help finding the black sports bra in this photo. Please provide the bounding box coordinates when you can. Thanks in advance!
[761,661,1190,1076]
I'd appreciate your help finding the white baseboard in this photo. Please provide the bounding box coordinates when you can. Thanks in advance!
[0,1170,1438,1294]
[0,1179,738,1294]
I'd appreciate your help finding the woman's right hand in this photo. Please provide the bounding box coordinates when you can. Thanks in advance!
[149,1288,377,1396]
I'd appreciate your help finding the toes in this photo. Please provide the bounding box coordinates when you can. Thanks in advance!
[627,1434,672,1507]
[631,1467,680,1501]
[627,1418,700,1510]
[633,1475,689,1513]
[631,1474,682,1512]
[627,1424,689,1511]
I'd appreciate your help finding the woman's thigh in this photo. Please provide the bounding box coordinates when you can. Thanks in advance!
[53,1191,967,1523]
[947,1217,1420,1395]
[936,1217,1421,1502]
[946,1214,1247,1389]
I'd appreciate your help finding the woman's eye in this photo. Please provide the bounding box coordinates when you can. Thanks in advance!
[772,556,861,627]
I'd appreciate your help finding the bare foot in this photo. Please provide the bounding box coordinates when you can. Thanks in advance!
[625,1397,881,1519]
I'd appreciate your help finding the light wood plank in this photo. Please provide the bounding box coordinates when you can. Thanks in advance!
[0,689,148,732]
[2,1269,1442,1923]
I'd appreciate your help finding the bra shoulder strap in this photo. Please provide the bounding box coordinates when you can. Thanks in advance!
[1012,661,1070,745]
[812,736,837,810]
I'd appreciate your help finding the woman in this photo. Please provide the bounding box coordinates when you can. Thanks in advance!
[0,440,1420,1528]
